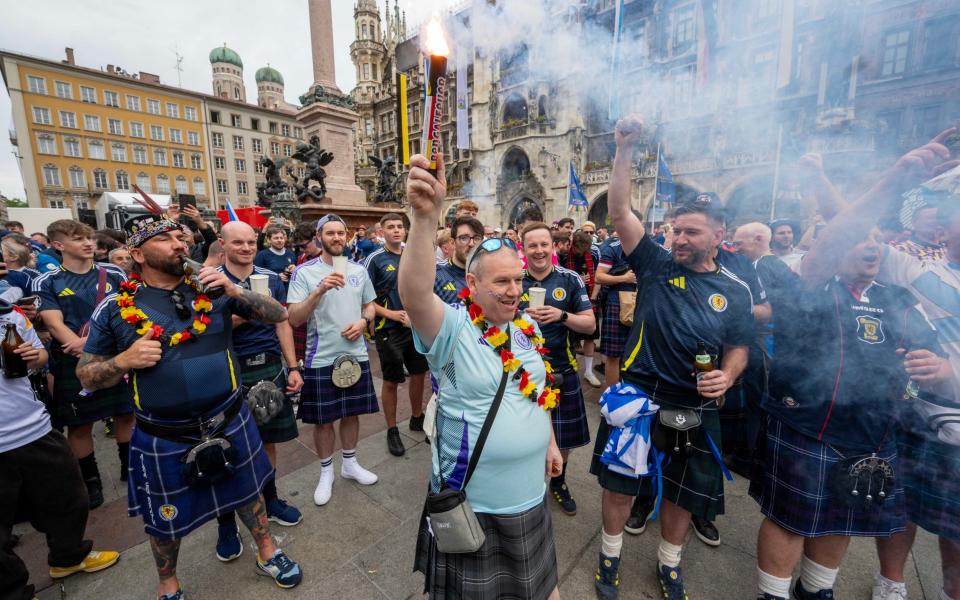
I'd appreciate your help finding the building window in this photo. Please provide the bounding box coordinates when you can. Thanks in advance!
[76,199,89,210]
[294,127,302,139]
[137,172,151,191]
[252,138,262,153]
[255,160,264,174]
[231,114,242,127]
[133,146,147,164]
[235,158,246,172]
[68,167,85,188]
[250,118,260,131]
[923,19,957,70]
[184,106,197,121]
[108,118,123,135]
[216,179,228,194]
[157,175,170,193]
[214,156,226,170]
[166,102,179,118]
[175,176,187,194]
[172,152,184,168]
[27,75,47,95]
[190,153,202,169]
[210,110,221,124]
[104,90,119,107]
[93,169,108,189]
[361,23,368,39]
[154,149,167,166]
[170,128,183,143]
[237,181,248,195]
[672,65,695,103]
[673,5,695,52]
[881,28,911,77]
[37,134,57,154]
[212,132,224,148]
[232,135,244,150]
[42,165,61,186]
[283,144,291,157]
[233,86,241,101]
[270,141,280,155]
[126,95,140,111]
[48,197,65,209]
[130,122,144,138]
[147,99,161,114]
[64,138,82,157]
[282,124,291,137]
[84,115,101,131]
[32,107,51,124]
[187,131,199,145]
[193,177,205,195]
[80,85,96,103]
[59,110,77,128]
[150,125,163,141]
[55,81,72,99]
[269,121,278,134]
[116,171,130,191]
[88,141,105,160]
[111,144,127,162]
[363,63,371,80]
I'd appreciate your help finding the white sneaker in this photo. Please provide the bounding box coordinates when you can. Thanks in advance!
[583,369,603,388]
[341,458,378,485]
[313,468,334,506]
[872,574,907,600]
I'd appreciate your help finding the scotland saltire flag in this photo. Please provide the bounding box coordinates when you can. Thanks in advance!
[568,161,588,208]
[656,148,675,205]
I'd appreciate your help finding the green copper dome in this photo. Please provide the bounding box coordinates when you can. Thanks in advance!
[255,65,284,85]
[209,44,243,68]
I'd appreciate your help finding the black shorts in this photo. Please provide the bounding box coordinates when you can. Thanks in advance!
[374,326,429,383]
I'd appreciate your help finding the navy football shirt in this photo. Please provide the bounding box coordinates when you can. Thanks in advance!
[435,261,468,306]
[518,267,592,374]
[219,265,285,358]
[365,247,404,330]
[33,263,127,342]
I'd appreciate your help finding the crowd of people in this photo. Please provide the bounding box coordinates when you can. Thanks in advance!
[1,117,959,600]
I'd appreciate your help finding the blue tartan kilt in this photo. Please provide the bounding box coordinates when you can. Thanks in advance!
[898,408,960,541]
[126,395,274,540]
[298,360,379,424]
[552,374,590,450]
[599,296,630,358]
[749,415,906,538]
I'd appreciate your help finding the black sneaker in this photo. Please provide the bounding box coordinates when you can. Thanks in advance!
[759,595,787,600]
[594,553,620,600]
[549,482,577,516]
[85,476,104,510]
[624,500,654,535]
[387,427,405,456]
[691,516,720,547]
[656,563,689,600]
[409,414,425,432]
[793,580,834,599]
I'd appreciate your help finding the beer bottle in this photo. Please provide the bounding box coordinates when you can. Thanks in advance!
[2,323,29,379]
[694,341,725,407]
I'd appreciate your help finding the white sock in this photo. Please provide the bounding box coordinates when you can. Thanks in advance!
[799,555,838,593]
[341,448,357,464]
[600,529,623,558]
[320,455,334,472]
[758,568,792,599]
[657,539,683,569]
[876,573,906,593]
[583,355,594,372]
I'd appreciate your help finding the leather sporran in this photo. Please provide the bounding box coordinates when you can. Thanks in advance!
[651,409,702,459]
[827,454,895,509]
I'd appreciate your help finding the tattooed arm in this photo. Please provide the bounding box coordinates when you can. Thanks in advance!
[198,267,288,324]
[76,353,127,391]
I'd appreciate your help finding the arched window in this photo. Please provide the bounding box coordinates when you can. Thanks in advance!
[93,168,108,189]
[115,170,130,191]
[137,172,151,192]
[175,175,187,194]
[361,23,368,39]
[234,86,241,100]
[499,44,529,87]
[157,174,170,193]
[501,93,528,127]
[42,164,61,186]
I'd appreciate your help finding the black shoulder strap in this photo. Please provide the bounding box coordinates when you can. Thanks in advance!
[461,332,512,491]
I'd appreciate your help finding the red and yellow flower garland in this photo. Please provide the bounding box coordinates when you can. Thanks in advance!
[458,288,559,411]
[117,272,212,346]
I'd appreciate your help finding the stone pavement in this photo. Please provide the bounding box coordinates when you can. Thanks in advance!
[20,356,945,599]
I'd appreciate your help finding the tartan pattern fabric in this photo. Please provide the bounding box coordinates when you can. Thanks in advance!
[298,361,379,424]
[599,298,630,358]
[238,355,298,444]
[126,398,274,540]
[414,500,559,600]
[749,416,906,537]
[552,375,590,450]
[51,352,133,426]
[898,410,960,541]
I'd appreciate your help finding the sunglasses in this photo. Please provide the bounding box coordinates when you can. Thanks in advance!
[466,237,518,272]
[170,290,191,320]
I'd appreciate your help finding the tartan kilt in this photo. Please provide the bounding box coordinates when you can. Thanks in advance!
[238,354,298,444]
[299,360,379,424]
[127,395,274,540]
[552,374,590,450]
[749,416,906,537]
[51,351,133,426]
[590,404,726,521]
[898,408,960,541]
[599,296,630,358]
[414,500,558,600]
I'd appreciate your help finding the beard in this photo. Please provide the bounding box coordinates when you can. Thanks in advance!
[321,239,343,256]
[672,246,710,268]
[142,247,185,276]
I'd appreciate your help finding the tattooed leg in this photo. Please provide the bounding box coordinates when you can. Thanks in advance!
[237,495,277,560]
[149,536,181,596]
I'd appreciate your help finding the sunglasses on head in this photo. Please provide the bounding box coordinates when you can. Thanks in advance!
[466,237,518,272]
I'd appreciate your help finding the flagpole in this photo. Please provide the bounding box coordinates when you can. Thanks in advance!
[651,142,661,233]
[769,123,784,221]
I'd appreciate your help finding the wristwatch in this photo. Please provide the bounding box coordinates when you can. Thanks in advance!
[288,360,304,372]
[560,311,569,323]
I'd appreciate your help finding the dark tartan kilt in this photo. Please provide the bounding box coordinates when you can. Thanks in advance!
[299,360,379,424]
[238,354,298,444]
[573,302,601,344]
[414,500,559,600]
[599,296,630,358]
[749,416,906,538]
[51,351,133,426]
[127,395,274,540]
[553,374,590,450]
[898,408,960,541]
[590,404,726,521]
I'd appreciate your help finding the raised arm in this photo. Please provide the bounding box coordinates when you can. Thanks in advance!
[609,116,648,255]
[398,154,447,347]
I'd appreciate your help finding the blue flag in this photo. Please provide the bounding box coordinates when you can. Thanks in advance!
[225,199,239,222]
[655,149,675,206]
[568,161,588,207]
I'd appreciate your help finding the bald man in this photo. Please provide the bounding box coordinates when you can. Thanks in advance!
[212,221,305,561]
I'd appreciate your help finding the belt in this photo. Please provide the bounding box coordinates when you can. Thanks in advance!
[240,352,282,368]
[136,391,244,444]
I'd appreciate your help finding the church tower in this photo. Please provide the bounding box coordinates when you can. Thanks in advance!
[209,44,245,102]
[350,0,388,163]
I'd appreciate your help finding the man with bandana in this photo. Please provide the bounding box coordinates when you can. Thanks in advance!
[77,213,303,600]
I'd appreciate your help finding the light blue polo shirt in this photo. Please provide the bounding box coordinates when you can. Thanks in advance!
[413,303,552,515]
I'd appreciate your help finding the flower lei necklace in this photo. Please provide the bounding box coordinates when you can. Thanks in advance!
[116,272,213,346]
[458,288,559,410]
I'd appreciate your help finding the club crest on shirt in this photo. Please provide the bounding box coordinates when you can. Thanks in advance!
[856,315,885,344]
[348,274,362,288]
[708,293,727,312]
[513,326,533,351]
[552,288,566,301]
[158,504,178,521]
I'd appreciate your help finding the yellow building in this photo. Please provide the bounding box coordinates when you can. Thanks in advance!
[0,48,211,212]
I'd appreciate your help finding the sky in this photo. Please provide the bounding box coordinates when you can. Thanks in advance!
[0,0,455,201]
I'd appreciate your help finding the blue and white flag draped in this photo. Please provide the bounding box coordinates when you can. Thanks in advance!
[599,382,660,478]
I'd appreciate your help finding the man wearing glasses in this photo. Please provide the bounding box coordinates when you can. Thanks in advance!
[435,216,484,306]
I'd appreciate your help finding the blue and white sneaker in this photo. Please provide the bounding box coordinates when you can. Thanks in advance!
[793,580,834,599]
[256,549,302,589]
[158,590,183,600]
[215,523,242,562]
[266,498,303,527]
[656,563,689,600]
